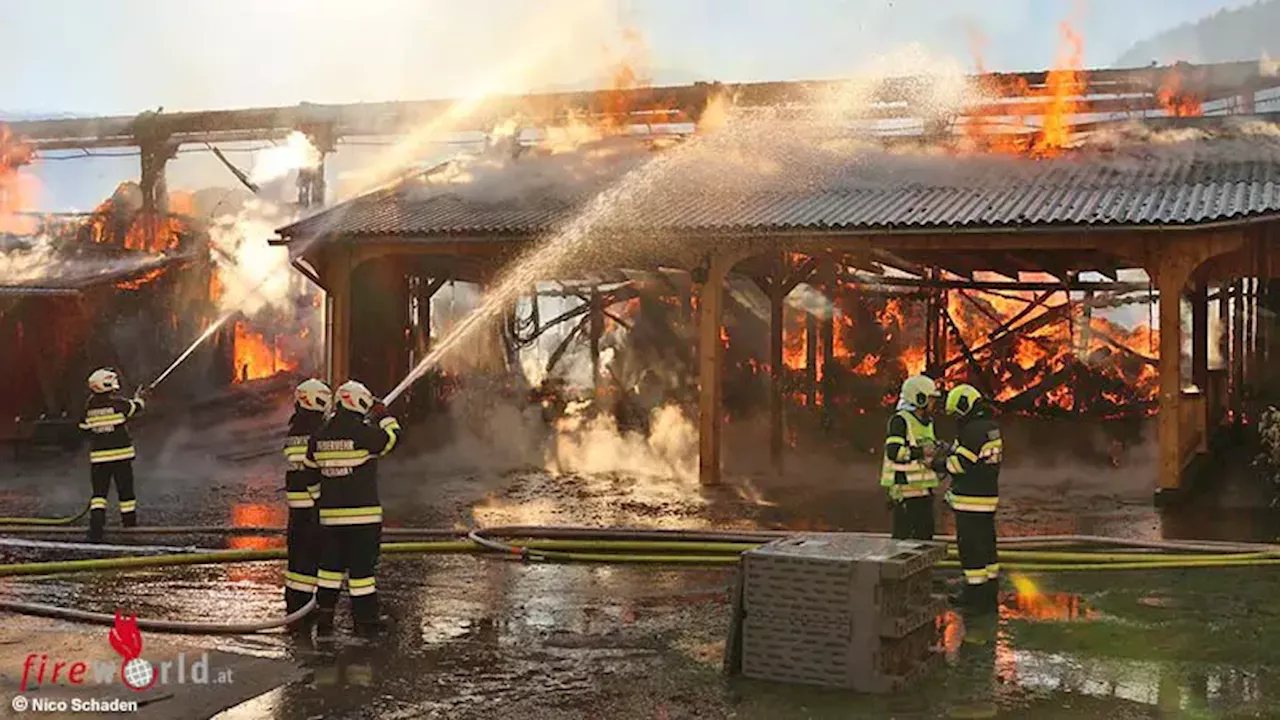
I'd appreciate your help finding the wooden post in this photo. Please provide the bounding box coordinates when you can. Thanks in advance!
[769,253,785,474]
[297,124,334,209]
[1192,281,1208,392]
[1219,282,1231,372]
[1232,279,1244,429]
[1079,289,1094,356]
[1156,261,1186,492]
[589,288,603,396]
[698,253,734,486]
[1245,277,1255,392]
[327,246,352,385]
[805,304,818,408]
[937,289,948,372]
[820,260,836,428]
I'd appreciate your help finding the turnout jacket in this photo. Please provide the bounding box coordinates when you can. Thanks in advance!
[943,402,1002,513]
[306,409,401,526]
[880,410,939,498]
[79,393,145,464]
[283,408,326,508]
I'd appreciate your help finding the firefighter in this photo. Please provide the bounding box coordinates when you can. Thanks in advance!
[881,374,942,540]
[282,378,332,623]
[79,368,146,542]
[934,383,1002,615]
[308,380,401,637]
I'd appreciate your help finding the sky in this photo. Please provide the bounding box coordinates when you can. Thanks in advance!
[2,0,1261,210]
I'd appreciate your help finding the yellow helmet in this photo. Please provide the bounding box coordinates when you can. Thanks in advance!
[945,383,983,417]
[900,374,940,408]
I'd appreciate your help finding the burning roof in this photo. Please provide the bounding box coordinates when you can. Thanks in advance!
[280,122,1280,243]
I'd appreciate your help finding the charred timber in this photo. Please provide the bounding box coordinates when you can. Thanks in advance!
[837,274,1151,293]
[10,60,1276,151]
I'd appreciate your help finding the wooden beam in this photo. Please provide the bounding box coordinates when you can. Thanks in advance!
[14,60,1274,150]
[986,290,1056,340]
[769,253,785,474]
[836,272,1148,292]
[1192,282,1208,392]
[805,306,819,408]
[325,245,353,385]
[1232,280,1244,429]
[871,249,926,276]
[546,315,589,374]
[780,256,820,297]
[589,289,603,397]
[820,260,836,430]
[942,307,995,398]
[698,253,734,486]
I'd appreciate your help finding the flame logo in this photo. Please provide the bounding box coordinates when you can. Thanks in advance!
[109,611,156,691]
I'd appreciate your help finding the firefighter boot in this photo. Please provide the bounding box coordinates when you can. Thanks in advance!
[87,511,106,543]
[960,583,991,617]
[285,590,316,634]
[985,577,1001,614]
[313,608,335,639]
[352,594,390,637]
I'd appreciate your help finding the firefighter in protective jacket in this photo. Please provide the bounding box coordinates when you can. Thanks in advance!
[307,380,401,637]
[934,383,1002,614]
[881,374,942,540]
[282,378,332,620]
[79,368,146,542]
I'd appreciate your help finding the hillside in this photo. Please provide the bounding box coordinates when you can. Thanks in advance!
[1116,0,1280,66]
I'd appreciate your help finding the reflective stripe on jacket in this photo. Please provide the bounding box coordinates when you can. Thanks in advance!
[880,410,938,490]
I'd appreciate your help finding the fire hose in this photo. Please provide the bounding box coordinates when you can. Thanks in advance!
[0,503,89,526]
[1,525,1280,636]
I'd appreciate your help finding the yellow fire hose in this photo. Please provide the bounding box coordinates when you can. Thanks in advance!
[1,539,1277,579]
[2,532,1279,633]
[0,503,90,526]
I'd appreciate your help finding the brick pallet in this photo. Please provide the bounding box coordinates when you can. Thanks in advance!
[724,534,946,693]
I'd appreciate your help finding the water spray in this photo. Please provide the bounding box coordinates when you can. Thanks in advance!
[145,235,321,392]
[146,312,235,391]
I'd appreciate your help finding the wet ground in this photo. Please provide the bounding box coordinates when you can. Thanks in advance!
[1,385,1279,718]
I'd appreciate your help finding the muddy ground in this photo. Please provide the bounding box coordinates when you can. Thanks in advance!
[1,382,1279,718]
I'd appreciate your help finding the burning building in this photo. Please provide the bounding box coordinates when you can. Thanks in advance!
[0,177,319,449]
[0,206,212,446]
[273,54,1280,501]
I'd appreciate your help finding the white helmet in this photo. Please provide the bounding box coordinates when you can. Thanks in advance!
[88,368,120,394]
[295,378,332,412]
[336,380,377,414]
[900,374,940,408]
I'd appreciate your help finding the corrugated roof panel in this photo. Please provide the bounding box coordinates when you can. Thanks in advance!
[278,137,1280,239]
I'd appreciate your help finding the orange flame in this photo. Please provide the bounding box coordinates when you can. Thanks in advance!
[114,267,166,291]
[233,321,297,383]
[1157,68,1204,117]
[965,20,1085,158]
[769,279,1158,415]
[0,124,37,235]
[1032,22,1084,158]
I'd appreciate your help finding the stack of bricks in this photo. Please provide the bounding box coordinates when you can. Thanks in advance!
[732,534,947,692]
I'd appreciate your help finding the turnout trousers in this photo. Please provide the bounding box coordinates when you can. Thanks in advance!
[891,494,935,541]
[954,509,999,613]
[315,523,382,628]
[88,460,136,541]
[284,505,320,615]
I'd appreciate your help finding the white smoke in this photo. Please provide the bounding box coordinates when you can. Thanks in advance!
[0,236,163,287]
[207,198,298,317]
[547,402,700,486]
[250,131,322,186]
